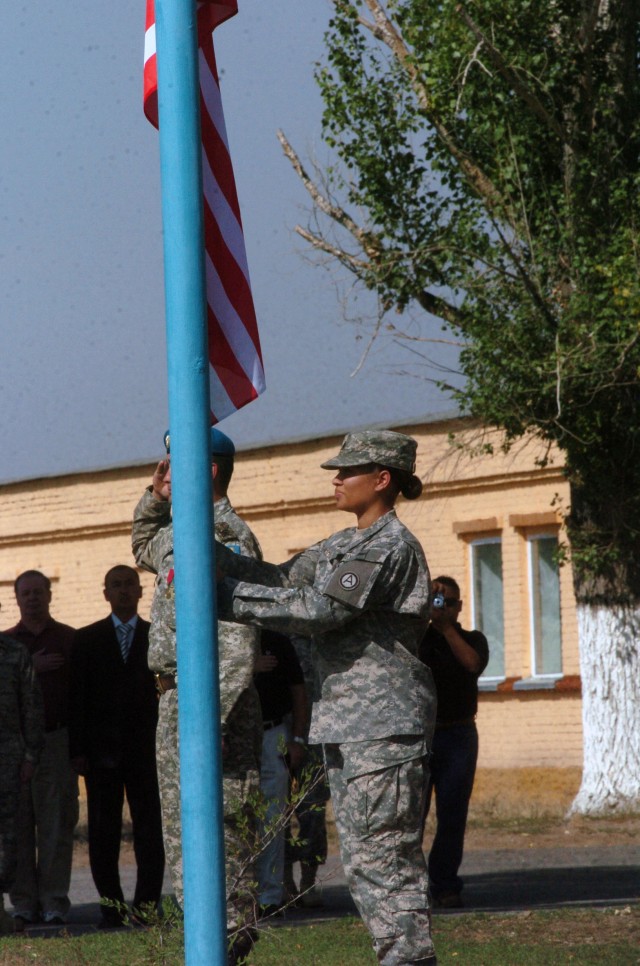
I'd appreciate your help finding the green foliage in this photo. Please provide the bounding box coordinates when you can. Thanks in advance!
[225,751,328,933]
[298,0,640,602]
[101,899,184,964]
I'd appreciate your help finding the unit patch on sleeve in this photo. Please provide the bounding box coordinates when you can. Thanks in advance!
[322,558,382,607]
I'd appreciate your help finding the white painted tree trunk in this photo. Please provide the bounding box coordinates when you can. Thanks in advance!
[570,603,640,815]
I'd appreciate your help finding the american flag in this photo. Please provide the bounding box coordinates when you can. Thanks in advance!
[144,0,265,422]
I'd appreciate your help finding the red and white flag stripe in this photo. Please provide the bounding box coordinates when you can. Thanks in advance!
[144,0,265,422]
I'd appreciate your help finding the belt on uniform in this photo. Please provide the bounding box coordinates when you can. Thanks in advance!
[155,672,177,695]
[434,716,475,730]
[263,717,283,731]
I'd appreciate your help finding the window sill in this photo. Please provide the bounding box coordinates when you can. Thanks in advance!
[478,678,506,692]
[479,675,581,694]
[513,676,562,691]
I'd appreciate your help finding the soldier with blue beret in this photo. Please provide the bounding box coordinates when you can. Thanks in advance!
[163,427,236,458]
[216,429,438,966]
[132,426,262,964]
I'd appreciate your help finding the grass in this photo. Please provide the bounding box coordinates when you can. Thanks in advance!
[0,907,637,965]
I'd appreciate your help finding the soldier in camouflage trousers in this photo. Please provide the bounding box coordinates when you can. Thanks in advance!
[216,431,438,966]
[132,429,262,961]
[0,633,44,933]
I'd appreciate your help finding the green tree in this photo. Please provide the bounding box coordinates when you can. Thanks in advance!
[279,0,640,813]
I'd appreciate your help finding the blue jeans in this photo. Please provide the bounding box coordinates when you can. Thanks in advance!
[422,723,478,898]
[256,723,290,906]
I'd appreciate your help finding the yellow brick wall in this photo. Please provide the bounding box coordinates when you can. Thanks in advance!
[0,419,583,770]
[0,467,157,629]
[477,692,583,768]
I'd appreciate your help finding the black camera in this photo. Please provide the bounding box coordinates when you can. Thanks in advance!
[432,593,445,609]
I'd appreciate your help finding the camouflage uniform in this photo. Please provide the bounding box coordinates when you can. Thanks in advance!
[217,508,437,964]
[132,490,262,930]
[0,636,44,894]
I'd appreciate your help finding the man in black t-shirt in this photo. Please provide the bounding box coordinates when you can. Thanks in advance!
[419,575,489,908]
[253,631,307,916]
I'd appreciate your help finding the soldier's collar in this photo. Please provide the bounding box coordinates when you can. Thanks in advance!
[348,509,397,548]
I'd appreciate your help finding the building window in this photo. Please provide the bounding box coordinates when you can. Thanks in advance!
[528,534,562,677]
[470,538,504,678]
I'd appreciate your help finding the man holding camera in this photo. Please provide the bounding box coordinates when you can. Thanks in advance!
[419,575,489,908]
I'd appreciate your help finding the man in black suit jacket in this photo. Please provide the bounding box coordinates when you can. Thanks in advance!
[69,566,164,927]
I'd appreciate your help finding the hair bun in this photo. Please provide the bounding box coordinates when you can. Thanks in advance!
[401,474,423,500]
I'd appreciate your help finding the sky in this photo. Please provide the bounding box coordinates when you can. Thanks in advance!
[1,1,461,485]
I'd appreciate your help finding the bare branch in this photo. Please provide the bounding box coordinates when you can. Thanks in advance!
[293,225,370,274]
[456,40,493,114]
[390,331,465,347]
[350,308,385,376]
[277,129,383,262]
[278,128,465,327]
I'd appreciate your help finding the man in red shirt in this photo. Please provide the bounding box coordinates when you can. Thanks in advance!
[3,571,78,926]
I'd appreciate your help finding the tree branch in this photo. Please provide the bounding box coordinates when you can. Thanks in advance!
[355,0,514,219]
[455,39,493,114]
[277,129,383,263]
[293,224,369,270]
[577,0,607,51]
[456,3,578,150]
[415,288,464,327]
[279,128,466,328]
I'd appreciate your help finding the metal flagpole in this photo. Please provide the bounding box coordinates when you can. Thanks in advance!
[154,0,227,962]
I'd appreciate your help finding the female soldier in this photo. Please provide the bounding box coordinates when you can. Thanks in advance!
[216,430,437,966]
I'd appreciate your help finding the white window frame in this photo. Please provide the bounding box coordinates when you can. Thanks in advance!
[527,533,563,680]
[469,536,505,683]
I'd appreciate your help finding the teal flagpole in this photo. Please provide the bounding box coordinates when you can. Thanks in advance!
[154,0,227,962]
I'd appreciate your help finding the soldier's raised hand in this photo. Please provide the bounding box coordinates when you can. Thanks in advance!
[152,459,172,502]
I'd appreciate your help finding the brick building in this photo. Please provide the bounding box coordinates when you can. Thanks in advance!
[0,417,582,777]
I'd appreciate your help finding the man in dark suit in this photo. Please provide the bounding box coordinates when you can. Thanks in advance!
[69,565,164,927]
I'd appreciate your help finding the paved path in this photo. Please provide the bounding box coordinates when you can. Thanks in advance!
[14,841,640,937]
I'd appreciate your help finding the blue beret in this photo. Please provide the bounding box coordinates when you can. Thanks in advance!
[163,427,235,457]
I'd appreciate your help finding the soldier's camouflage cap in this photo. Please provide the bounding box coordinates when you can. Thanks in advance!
[164,427,235,456]
[321,430,417,473]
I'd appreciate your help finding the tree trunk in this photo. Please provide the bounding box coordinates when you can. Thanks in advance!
[569,603,640,815]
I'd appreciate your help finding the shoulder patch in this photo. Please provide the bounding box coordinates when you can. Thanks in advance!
[322,558,382,608]
[215,521,238,544]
